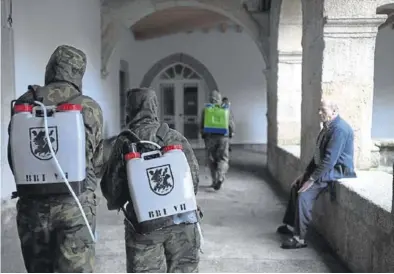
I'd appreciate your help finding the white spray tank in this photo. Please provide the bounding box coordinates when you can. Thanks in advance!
[9,100,96,243]
[125,144,197,223]
[10,102,86,195]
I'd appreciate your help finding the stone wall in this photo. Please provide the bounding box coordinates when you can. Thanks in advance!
[314,173,394,272]
[269,145,394,272]
[267,145,302,190]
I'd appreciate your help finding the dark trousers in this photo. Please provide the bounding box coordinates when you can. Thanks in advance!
[282,182,328,239]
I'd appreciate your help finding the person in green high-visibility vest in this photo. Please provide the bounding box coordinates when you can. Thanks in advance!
[200,90,235,190]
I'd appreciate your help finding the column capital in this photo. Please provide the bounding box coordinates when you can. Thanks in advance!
[324,16,387,38]
[278,50,302,64]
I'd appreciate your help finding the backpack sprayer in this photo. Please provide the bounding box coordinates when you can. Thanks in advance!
[10,99,96,243]
[202,103,230,180]
[118,129,204,251]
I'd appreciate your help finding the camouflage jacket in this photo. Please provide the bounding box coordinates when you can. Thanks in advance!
[8,45,104,194]
[100,88,200,233]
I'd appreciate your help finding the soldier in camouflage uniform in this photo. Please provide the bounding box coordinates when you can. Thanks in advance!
[200,90,235,190]
[100,87,201,273]
[7,45,103,273]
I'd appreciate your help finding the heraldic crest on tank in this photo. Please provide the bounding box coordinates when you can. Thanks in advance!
[29,126,59,160]
[146,164,175,196]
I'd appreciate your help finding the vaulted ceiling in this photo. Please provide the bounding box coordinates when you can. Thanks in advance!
[131,6,241,41]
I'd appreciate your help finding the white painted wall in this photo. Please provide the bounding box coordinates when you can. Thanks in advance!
[372,25,394,139]
[101,25,134,137]
[1,0,102,198]
[1,0,15,200]
[111,30,267,144]
[13,0,102,98]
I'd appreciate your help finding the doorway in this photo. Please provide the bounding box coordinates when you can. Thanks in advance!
[155,63,206,144]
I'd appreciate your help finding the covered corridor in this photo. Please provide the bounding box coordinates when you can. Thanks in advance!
[1,0,394,272]
[1,148,348,273]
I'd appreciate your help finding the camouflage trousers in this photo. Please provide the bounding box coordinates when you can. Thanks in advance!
[125,222,201,273]
[204,136,230,183]
[16,191,97,273]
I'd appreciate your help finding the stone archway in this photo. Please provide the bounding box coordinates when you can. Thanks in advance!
[299,0,386,169]
[101,0,269,77]
[269,0,387,170]
[267,0,303,178]
[140,52,218,92]
[267,0,303,146]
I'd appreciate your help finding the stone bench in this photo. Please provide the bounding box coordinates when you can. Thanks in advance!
[269,145,394,273]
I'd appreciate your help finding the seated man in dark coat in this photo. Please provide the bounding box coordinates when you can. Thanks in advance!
[277,99,357,249]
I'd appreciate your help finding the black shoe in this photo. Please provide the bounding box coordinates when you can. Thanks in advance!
[213,179,223,190]
[281,237,307,249]
[276,225,294,236]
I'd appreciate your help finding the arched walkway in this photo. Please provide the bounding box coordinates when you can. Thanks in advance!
[101,0,269,77]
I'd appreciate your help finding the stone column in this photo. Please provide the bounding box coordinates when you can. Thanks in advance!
[301,0,386,170]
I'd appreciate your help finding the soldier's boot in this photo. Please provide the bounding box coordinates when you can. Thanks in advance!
[210,173,218,188]
[213,179,224,191]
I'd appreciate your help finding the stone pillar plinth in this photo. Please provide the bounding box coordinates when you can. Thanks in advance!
[301,13,386,170]
[277,51,302,145]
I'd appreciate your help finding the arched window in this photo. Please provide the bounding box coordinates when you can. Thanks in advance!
[159,63,202,80]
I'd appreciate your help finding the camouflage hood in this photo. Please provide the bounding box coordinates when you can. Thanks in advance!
[44,45,87,91]
[125,88,160,132]
[209,90,222,104]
